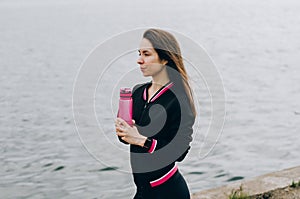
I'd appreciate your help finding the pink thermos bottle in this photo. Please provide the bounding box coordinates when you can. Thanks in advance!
[118,87,133,126]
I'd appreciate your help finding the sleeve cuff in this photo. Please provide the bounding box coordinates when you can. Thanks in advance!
[148,139,157,154]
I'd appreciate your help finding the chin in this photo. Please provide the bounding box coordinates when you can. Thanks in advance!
[141,72,150,77]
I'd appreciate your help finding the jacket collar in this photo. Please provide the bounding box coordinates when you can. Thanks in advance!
[143,81,174,103]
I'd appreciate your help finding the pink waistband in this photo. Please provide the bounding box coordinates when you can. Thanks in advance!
[149,165,178,187]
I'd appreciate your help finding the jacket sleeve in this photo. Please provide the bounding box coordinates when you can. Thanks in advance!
[175,98,195,162]
[143,96,195,162]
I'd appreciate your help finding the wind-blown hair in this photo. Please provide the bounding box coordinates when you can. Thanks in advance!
[143,28,196,116]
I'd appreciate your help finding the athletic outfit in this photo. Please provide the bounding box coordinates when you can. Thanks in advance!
[118,81,195,199]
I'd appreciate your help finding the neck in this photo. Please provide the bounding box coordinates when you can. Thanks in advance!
[151,70,170,90]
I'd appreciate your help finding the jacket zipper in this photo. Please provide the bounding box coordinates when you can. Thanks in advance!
[139,101,149,122]
[144,102,149,109]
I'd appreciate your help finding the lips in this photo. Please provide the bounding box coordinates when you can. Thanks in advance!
[140,67,146,72]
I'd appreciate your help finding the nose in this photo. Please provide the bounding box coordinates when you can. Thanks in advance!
[137,56,144,65]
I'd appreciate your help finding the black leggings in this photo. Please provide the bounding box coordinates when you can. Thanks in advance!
[133,171,190,199]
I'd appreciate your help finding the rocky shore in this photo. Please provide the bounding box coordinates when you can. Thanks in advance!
[192,166,300,199]
[249,184,300,199]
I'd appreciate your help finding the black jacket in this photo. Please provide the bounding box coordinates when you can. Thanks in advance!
[119,81,195,186]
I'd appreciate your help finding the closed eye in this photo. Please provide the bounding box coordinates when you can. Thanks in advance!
[138,49,151,56]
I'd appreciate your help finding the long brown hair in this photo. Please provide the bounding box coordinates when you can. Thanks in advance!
[143,28,196,116]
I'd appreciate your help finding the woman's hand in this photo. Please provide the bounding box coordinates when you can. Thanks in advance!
[115,118,147,147]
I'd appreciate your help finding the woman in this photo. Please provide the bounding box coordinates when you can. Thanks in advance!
[115,28,196,199]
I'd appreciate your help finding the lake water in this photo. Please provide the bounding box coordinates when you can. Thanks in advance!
[1,0,300,198]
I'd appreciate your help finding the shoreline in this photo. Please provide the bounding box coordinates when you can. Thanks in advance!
[192,166,300,199]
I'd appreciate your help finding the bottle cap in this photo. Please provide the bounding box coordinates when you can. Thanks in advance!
[120,87,132,98]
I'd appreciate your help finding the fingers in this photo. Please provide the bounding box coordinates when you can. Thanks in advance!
[115,117,130,128]
[115,118,123,129]
[116,127,124,133]
[116,131,127,137]
[116,132,127,142]
[115,117,125,124]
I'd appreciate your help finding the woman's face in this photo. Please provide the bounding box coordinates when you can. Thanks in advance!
[137,38,167,77]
